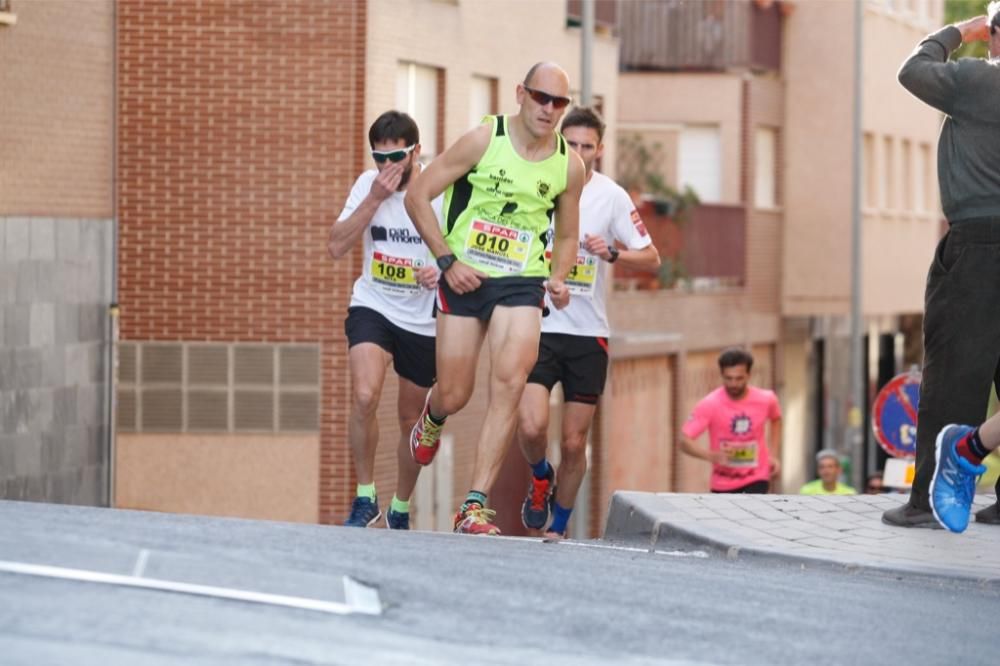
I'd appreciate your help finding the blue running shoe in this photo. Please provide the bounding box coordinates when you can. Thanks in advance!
[385,508,410,530]
[344,496,381,527]
[930,425,986,533]
[521,465,556,530]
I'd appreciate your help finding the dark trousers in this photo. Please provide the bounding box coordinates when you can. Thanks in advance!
[910,220,1000,510]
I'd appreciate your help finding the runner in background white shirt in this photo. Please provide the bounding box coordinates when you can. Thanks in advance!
[516,107,661,538]
[328,111,443,530]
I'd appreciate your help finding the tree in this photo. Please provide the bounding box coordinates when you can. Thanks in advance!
[945,0,989,59]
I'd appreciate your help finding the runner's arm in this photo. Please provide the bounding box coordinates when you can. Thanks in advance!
[328,164,405,259]
[768,416,783,478]
[680,435,726,466]
[404,125,492,260]
[583,235,660,272]
[549,151,585,292]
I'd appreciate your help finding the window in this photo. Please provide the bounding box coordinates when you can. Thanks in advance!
[863,132,876,209]
[754,127,778,209]
[468,75,496,131]
[882,136,895,210]
[916,143,931,213]
[678,125,722,203]
[901,139,913,212]
[397,62,441,159]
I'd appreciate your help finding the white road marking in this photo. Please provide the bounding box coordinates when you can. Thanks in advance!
[132,549,150,578]
[0,560,382,616]
[553,541,710,558]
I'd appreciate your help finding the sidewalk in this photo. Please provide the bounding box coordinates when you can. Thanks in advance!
[603,491,1000,585]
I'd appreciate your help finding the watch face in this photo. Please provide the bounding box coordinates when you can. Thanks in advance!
[436,254,456,271]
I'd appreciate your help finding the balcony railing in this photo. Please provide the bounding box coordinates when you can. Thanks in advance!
[614,201,746,290]
[566,0,619,31]
[619,0,783,73]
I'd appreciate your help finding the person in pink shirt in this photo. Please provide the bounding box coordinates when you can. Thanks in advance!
[680,348,782,493]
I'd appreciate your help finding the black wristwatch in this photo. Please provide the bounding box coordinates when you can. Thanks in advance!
[607,247,620,264]
[436,253,458,272]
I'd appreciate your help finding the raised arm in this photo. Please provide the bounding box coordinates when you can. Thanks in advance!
[897,18,988,114]
[328,165,406,259]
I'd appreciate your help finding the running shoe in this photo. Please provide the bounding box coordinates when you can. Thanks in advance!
[410,391,444,466]
[385,508,410,530]
[521,465,555,530]
[344,496,381,528]
[930,425,986,533]
[453,505,501,535]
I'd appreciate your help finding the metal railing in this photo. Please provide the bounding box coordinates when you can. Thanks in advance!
[614,201,746,290]
[619,0,782,73]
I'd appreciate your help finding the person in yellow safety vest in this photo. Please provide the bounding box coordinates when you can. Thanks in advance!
[800,449,856,495]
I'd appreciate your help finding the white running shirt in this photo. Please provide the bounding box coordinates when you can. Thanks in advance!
[338,169,443,337]
[543,171,652,337]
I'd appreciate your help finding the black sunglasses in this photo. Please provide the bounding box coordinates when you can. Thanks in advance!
[523,86,572,110]
[372,144,416,164]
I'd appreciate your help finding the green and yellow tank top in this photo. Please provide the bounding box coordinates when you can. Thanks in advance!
[442,115,569,278]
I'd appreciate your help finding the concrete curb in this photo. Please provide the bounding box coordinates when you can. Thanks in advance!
[603,491,1000,588]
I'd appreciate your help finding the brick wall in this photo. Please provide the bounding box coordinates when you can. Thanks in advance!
[117,0,367,523]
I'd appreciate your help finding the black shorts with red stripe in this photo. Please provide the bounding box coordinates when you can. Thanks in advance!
[527,332,609,404]
[435,276,545,321]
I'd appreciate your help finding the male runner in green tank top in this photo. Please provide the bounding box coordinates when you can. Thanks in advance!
[404,62,584,535]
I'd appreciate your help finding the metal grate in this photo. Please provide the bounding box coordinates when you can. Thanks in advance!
[118,342,320,433]
[234,346,273,385]
[188,346,228,385]
[141,388,183,431]
[279,392,319,431]
[118,389,136,430]
[119,344,136,383]
[234,390,274,431]
[187,390,229,430]
[141,345,183,383]
[279,346,320,386]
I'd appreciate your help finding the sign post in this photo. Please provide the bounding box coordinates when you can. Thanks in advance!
[871,370,920,488]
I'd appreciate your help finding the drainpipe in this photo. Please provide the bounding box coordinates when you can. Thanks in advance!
[581,0,594,106]
[847,0,865,490]
[104,0,121,507]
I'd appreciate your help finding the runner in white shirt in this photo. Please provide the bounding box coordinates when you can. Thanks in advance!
[516,107,661,538]
[328,111,443,530]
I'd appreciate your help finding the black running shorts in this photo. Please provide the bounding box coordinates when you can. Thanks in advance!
[344,306,436,388]
[435,276,546,321]
[526,332,609,405]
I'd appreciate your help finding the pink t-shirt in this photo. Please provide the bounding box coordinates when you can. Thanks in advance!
[682,386,782,492]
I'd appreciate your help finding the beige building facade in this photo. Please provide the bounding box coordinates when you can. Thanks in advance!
[612,0,945,497]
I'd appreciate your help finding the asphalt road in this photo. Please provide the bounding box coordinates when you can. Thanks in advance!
[0,501,995,665]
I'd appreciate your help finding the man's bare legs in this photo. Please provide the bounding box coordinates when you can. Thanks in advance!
[388,377,430,529]
[468,306,542,492]
[518,386,596,537]
[552,402,597,514]
[348,343,390,488]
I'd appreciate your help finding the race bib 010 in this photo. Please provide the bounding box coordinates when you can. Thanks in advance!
[464,220,532,274]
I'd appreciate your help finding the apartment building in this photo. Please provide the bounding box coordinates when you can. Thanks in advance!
[610,0,943,496]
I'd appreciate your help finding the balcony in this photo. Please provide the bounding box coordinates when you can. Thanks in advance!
[566,0,619,31]
[614,201,746,291]
[618,0,783,73]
